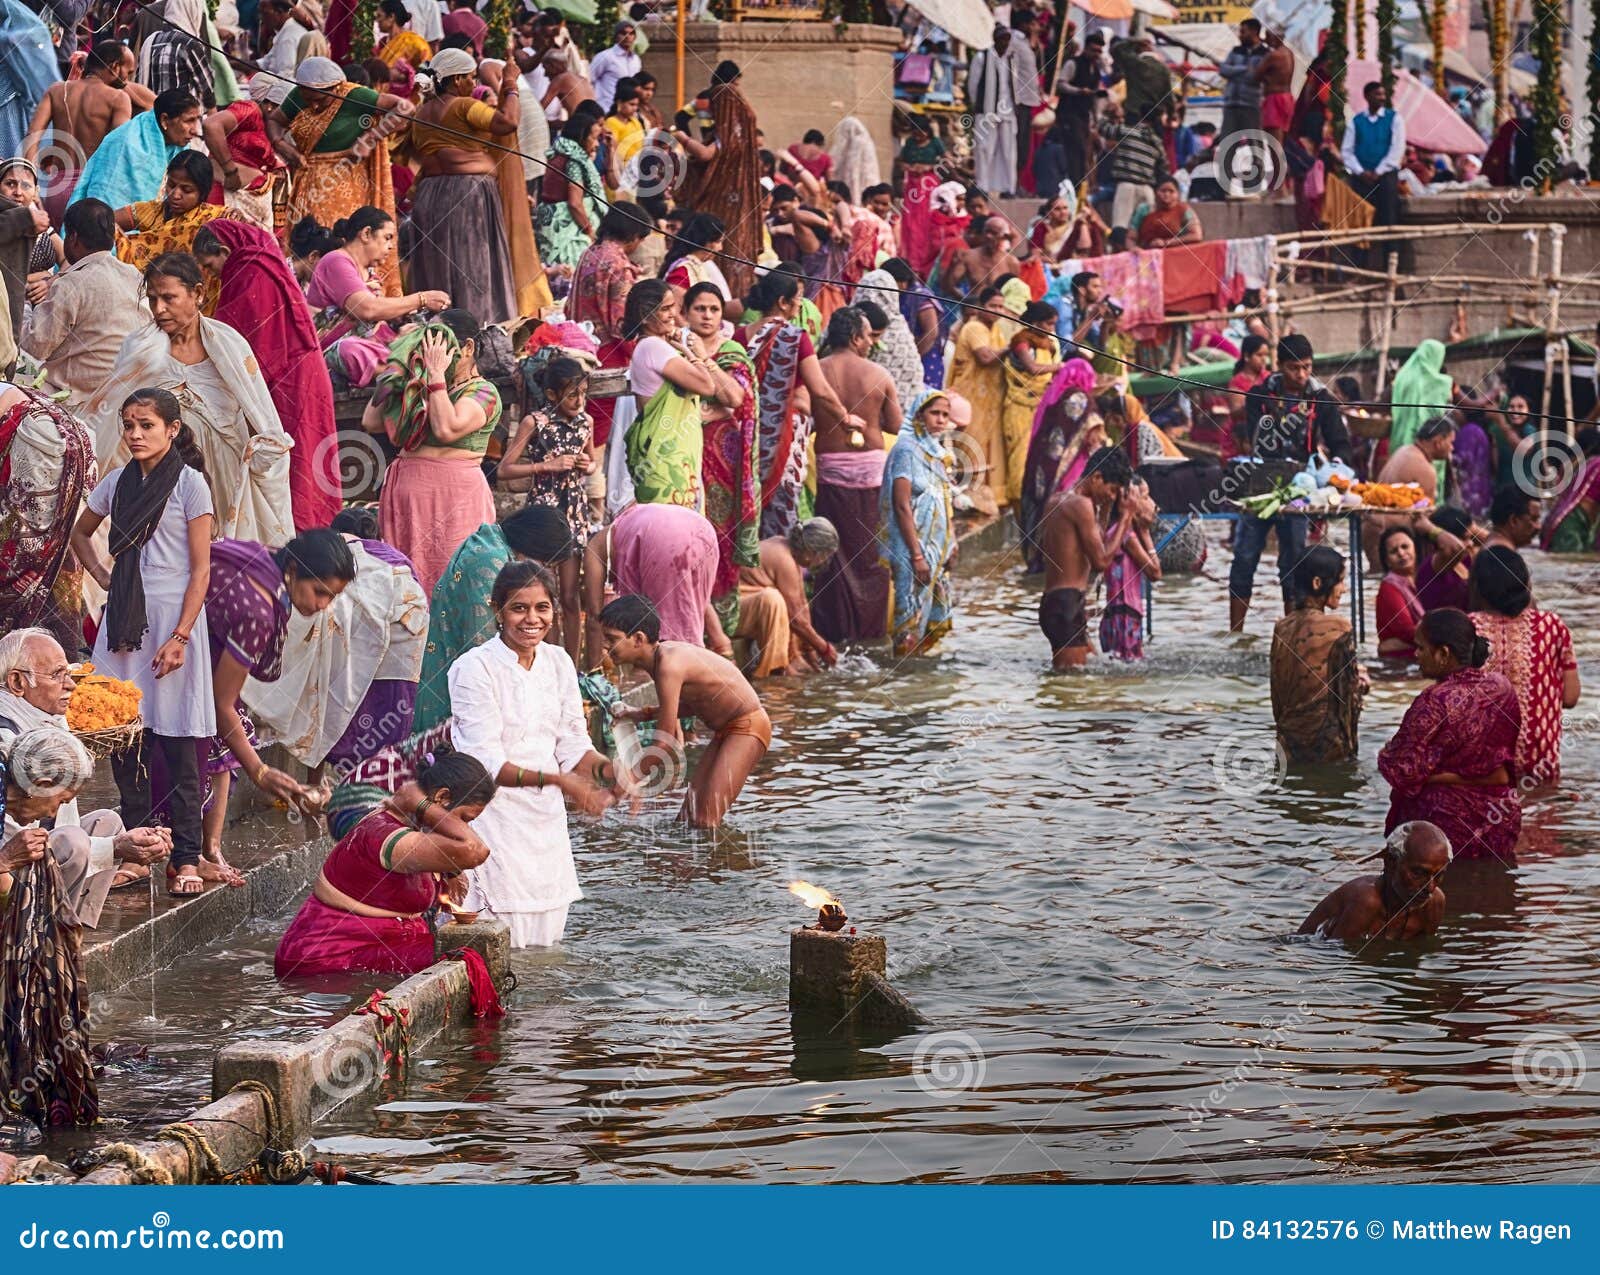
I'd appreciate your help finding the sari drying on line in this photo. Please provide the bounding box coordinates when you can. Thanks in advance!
[703,339,761,635]
[749,318,811,538]
[1378,666,1522,862]
[1270,609,1361,763]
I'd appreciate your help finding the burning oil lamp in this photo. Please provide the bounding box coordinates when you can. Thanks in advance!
[788,880,847,931]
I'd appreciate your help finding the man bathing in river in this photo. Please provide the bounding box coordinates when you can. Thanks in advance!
[601,594,771,828]
[1036,446,1135,668]
[1298,821,1451,941]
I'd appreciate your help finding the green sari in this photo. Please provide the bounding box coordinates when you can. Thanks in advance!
[535,137,604,269]
[412,523,510,733]
[626,381,704,508]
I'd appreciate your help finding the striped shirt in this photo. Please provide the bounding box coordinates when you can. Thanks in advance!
[1108,124,1165,187]
[141,31,212,100]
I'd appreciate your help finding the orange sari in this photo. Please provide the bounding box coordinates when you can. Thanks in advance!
[287,83,401,296]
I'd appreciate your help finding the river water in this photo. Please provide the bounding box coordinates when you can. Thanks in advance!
[74,527,1600,1182]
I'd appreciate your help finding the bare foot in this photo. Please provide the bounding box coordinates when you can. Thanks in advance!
[201,847,246,888]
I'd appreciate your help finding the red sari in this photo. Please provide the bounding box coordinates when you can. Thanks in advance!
[208,219,341,528]
[1378,667,1522,862]
[1470,608,1576,787]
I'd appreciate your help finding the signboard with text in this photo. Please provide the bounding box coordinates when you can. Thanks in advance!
[1153,0,1254,22]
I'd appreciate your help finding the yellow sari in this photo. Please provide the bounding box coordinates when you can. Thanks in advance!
[377,30,432,69]
[118,201,236,310]
[1001,332,1060,505]
[947,317,1007,504]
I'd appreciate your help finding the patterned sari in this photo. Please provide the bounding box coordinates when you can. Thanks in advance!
[626,380,704,508]
[703,339,760,634]
[118,200,235,276]
[881,391,956,655]
[535,137,604,270]
[749,317,810,538]
[1018,359,1099,573]
[0,389,95,635]
[286,82,400,296]
[1270,609,1361,762]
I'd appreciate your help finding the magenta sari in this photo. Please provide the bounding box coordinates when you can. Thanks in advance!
[1378,666,1522,862]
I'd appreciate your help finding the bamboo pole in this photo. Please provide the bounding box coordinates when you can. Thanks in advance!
[675,0,686,111]
[1540,226,1563,437]
[1265,234,1280,366]
[1373,252,1400,395]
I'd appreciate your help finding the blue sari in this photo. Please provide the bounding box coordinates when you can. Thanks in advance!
[70,111,183,210]
[0,3,56,161]
[881,389,956,655]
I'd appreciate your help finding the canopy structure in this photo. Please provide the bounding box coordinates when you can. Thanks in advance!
[901,0,994,49]
[1068,0,1135,20]
[1344,59,1487,155]
[543,0,598,22]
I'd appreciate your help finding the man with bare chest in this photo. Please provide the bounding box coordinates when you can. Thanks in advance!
[1037,446,1134,668]
[26,43,141,220]
[949,216,1023,295]
[1299,822,1450,941]
[810,306,900,644]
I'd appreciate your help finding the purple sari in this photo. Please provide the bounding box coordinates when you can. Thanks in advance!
[1451,421,1494,520]
[1378,666,1521,861]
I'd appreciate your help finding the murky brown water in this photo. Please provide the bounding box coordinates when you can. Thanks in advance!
[65,528,1600,1182]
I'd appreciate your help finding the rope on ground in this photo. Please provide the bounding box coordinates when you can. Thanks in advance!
[94,1142,175,1185]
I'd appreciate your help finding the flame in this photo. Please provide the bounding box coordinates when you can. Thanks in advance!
[788,880,839,910]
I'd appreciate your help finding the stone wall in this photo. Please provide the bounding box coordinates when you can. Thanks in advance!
[640,20,903,183]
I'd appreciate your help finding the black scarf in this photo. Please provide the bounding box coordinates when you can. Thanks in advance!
[105,448,185,653]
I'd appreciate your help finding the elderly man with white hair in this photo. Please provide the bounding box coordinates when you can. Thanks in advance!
[1298,821,1452,942]
[0,628,170,919]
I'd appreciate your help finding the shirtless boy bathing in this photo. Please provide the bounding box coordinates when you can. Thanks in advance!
[600,595,771,829]
[1036,446,1148,668]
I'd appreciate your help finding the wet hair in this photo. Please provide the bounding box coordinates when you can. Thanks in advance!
[62,197,115,253]
[274,528,358,584]
[1085,445,1133,488]
[153,88,199,126]
[1291,544,1345,604]
[342,61,372,86]
[1418,607,1490,668]
[416,743,496,809]
[1429,505,1473,540]
[1471,546,1532,617]
[599,593,661,641]
[290,216,338,258]
[803,128,826,145]
[501,505,575,562]
[121,388,205,476]
[1489,483,1537,526]
[329,205,394,244]
[1415,415,1457,442]
[491,558,558,611]
[1234,334,1268,373]
[856,300,889,332]
[769,182,798,204]
[622,278,671,341]
[787,516,839,562]
[329,506,380,539]
[165,149,213,196]
[1378,525,1417,572]
[144,251,204,291]
[664,212,726,270]
[880,257,917,288]
[439,308,479,345]
[746,268,800,313]
[539,354,588,399]
[823,306,866,352]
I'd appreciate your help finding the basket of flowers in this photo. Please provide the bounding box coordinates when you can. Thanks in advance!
[65,665,143,759]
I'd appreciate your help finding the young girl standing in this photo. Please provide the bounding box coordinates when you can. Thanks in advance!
[70,389,216,897]
[498,356,594,661]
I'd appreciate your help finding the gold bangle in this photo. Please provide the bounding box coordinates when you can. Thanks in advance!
[253,763,270,786]
[516,765,526,786]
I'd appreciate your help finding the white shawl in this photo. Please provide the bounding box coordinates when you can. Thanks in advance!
[241,539,429,767]
[85,316,294,546]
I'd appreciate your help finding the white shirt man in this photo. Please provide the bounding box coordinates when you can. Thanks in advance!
[256,12,309,78]
[588,22,641,112]
[966,26,1020,196]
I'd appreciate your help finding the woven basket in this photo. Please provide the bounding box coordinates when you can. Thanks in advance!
[73,718,143,760]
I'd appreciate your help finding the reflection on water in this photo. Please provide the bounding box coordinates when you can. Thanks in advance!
[73,530,1600,1181]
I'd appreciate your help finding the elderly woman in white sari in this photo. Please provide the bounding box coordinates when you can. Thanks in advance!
[85,251,293,546]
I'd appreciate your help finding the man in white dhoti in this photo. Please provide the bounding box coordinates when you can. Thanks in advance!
[966,25,1020,199]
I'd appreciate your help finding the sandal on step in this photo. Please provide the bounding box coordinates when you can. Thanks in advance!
[110,864,151,890]
[168,871,205,897]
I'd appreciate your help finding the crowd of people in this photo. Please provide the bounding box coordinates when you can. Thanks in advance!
[0,0,1593,1069]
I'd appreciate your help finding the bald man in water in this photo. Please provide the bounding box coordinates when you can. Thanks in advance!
[1299,821,1451,941]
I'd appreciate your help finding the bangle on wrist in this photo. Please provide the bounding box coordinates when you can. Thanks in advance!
[427,380,448,392]
[253,763,270,787]
[171,630,189,645]
[515,765,526,786]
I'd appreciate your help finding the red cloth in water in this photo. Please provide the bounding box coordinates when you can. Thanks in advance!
[207,219,342,528]
[1161,240,1237,316]
[449,946,505,1018]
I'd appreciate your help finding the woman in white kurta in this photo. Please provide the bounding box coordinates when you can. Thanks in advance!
[447,560,618,947]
